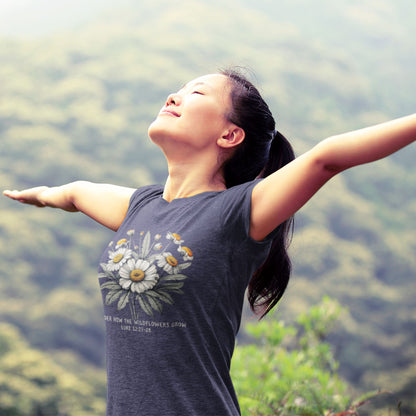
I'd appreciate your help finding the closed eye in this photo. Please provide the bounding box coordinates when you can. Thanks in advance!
[192,90,204,95]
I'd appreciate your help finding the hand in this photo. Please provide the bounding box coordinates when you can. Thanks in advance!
[3,185,78,212]
[3,186,50,207]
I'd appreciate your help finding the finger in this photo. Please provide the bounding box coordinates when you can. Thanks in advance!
[3,190,19,198]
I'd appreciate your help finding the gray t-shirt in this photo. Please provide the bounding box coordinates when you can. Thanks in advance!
[98,180,273,415]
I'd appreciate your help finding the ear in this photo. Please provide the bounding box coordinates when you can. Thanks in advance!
[217,126,245,149]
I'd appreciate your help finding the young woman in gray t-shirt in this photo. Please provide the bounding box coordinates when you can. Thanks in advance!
[4,69,416,415]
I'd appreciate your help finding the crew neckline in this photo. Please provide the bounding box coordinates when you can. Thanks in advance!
[160,188,226,204]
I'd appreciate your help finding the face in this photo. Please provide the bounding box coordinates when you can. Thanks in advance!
[148,74,233,154]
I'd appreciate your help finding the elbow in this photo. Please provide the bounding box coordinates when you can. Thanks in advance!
[313,137,346,176]
[322,162,345,175]
[63,181,90,212]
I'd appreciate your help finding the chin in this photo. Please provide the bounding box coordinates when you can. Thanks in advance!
[148,123,172,148]
[148,120,162,141]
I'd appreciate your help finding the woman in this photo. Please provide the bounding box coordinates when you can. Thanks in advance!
[3,69,416,416]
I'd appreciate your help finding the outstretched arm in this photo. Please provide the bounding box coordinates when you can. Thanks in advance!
[250,114,416,241]
[3,181,136,231]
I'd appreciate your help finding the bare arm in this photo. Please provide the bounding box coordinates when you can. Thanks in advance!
[3,181,136,231]
[250,114,416,241]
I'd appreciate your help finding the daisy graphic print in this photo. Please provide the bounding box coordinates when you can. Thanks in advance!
[99,230,193,320]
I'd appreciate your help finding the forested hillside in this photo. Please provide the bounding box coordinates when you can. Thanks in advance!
[0,0,415,414]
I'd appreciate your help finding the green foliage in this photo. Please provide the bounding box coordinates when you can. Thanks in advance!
[0,0,415,414]
[0,323,106,416]
[232,298,396,416]
[232,298,350,415]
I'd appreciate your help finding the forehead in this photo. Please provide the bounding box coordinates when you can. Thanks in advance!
[182,73,230,92]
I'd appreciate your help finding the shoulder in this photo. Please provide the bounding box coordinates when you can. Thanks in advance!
[129,184,164,207]
[221,179,261,200]
[215,179,262,213]
[216,179,262,237]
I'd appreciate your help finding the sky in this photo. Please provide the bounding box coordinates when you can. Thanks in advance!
[0,0,128,37]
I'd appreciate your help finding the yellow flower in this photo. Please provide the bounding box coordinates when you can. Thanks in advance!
[157,252,181,274]
[116,238,127,247]
[178,246,194,261]
[167,232,184,245]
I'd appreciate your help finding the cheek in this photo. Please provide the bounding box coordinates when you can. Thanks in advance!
[189,106,226,132]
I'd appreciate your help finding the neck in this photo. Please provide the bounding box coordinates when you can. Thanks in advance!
[163,159,226,202]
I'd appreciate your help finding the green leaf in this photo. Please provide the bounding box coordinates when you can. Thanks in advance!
[100,281,122,291]
[146,290,174,305]
[146,295,163,312]
[159,282,184,291]
[159,274,188,282]
[105,290,123,306]
[99,264,117,280]
[137,295,154,316]
[141,231,151,257]
[178,262,191,271]
[117,291,130,310]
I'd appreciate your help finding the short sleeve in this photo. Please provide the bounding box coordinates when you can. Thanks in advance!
[219,179,280,245]
[123,185,163,223]
[219,180,262,242]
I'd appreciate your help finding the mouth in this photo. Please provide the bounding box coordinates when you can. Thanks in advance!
[159,109,180,117]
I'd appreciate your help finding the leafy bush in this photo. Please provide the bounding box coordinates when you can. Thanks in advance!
[231,297,389,415]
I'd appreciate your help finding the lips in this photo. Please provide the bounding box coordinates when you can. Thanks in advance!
[159,108,180,117]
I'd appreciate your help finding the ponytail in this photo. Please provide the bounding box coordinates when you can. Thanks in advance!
[262,130,295,177]
[221,68,295,318]
[249,130,295,318]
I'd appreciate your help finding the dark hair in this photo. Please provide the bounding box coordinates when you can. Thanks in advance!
[221,68,295,318]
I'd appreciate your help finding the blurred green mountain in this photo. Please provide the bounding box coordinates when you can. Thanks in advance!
[0,0,415,414]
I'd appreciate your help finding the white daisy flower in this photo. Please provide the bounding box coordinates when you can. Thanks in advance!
[166,232,184,245]
[115,238,128,248]
[107,248,132,271]
[119,258,159,293]
[156,252,181,274]
[177,246,194,261]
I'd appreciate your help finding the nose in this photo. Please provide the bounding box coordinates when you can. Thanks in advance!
[166,93,181,107]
